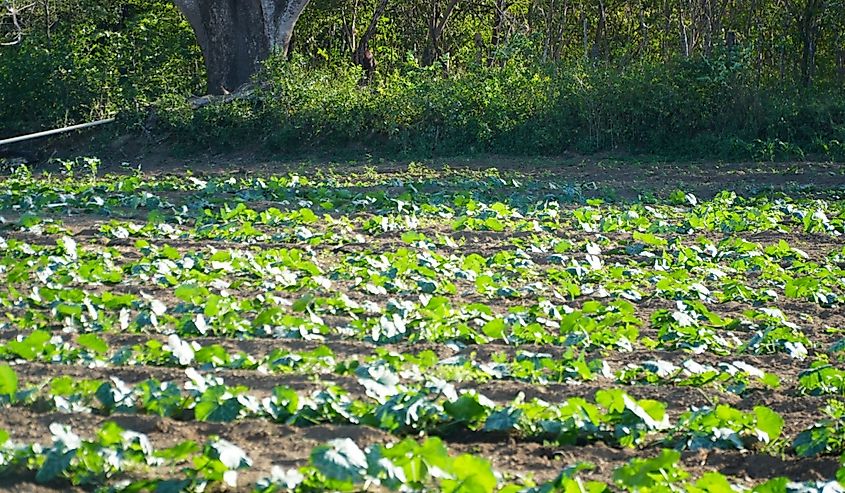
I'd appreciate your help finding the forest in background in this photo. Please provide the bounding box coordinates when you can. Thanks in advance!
[1,0,844,159]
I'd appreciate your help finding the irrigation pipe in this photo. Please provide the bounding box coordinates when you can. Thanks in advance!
[0,118,115,147]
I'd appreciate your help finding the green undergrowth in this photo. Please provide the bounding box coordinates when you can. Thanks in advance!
[148,56,845,161]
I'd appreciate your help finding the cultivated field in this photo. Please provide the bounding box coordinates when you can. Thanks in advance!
[1,159,844,492]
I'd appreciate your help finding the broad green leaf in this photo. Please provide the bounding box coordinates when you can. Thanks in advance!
[156,441,201,461]
[311,438,367,484]
[0,364,17,398]
[444,394,488,423]
[442,454,497,493]
[151,480,192,493]
[761,373,781,388]
[694,472,738,493]
[752,477,789,493]
[633,231,667,248]
[612,449,685,488]
[481,319,507,339]
[175,283,204,302]
[195,388,243,422]
[78,333,109,356]
[753,406,783,442]
[36,449,76,483]
[6,330,52,360]
[97,421,125,446]
[297,208,318,224]
[484,408,521,432]
[484,217,504,232]
[292,293,315,312]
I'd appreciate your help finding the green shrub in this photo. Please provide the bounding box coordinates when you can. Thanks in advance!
[155,54,845,160]
[0,0,202,137]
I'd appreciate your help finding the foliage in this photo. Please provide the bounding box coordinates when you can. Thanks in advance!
[1,0,844,159]
[0,0,203,136]
[153,56,845,159]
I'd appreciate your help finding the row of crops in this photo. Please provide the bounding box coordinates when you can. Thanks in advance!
[0,161,844,491]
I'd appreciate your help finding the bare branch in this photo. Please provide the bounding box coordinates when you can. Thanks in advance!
[1,1,36,46]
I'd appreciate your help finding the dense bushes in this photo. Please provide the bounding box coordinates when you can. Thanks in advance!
[154,55,845,160]
[0,0,202,137]
[2,0,844,160]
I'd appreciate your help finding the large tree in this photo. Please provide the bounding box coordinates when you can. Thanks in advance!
[172,0,311,95]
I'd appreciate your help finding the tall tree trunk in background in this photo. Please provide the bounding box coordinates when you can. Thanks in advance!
[837,3,845,84]
[798,0,826,87]
[704,0,715,57]
[779,1,789,81]
[581,2,589,59]
[172,0,311,95]
[678,1,690,57]
[554,0,570,61]
[662,0,672,59]
[592,0,606,60]
[489,0,509,66]
[638,0,647,57]
[532,0,566,62]
[43,0,50,47]
[424,0,461,66]
[340,0,359,57]
[352,0,388,82]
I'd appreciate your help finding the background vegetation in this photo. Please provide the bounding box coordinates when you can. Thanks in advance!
[2,0,845,159]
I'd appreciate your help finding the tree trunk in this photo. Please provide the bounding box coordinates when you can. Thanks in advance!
[799,0,827,87]
[593,0,606,60]
[352,0,388,83]
[662,0,671,59]
[837,31,845,84]
[172,0,311,95]
[43,0,51,47]
[679,2,690,57]
[423,0,461,66]
[638,0,647,57]
[581,2,589,59]
[489,0,509,66]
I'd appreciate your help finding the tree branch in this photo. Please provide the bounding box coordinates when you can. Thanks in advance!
[1,1,36,46]
[356,0,388,57]
[434,0,460,37]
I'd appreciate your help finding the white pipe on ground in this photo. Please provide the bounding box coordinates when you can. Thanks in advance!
[0,118,116,147]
